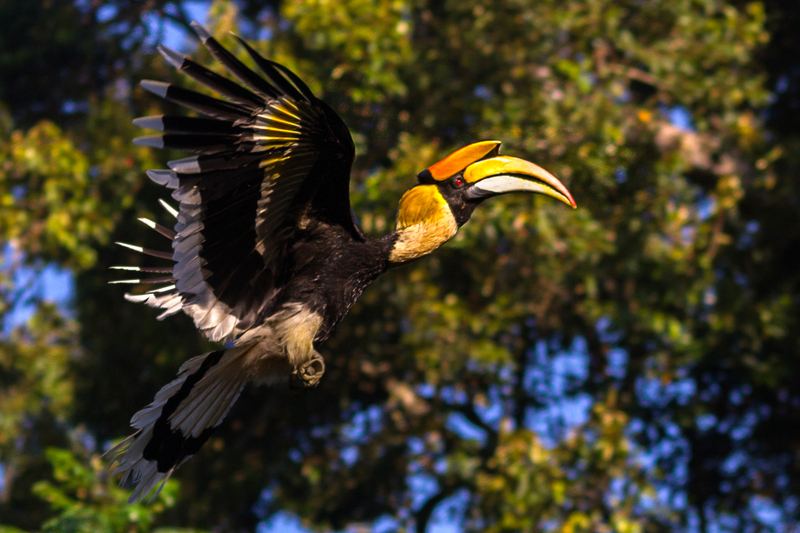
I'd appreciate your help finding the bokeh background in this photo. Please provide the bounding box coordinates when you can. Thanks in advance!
[1,0,799,531]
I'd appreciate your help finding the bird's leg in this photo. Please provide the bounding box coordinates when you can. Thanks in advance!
[290,351,325,389]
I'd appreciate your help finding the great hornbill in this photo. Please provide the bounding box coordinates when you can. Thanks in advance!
[107,23,576,502]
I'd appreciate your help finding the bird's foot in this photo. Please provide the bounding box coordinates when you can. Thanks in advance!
[290,353,325,389]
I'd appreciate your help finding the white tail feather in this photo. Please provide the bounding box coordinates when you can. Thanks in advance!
[106,343,261,502]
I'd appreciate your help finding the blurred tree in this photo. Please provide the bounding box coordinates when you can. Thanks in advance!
[1,0,798,532]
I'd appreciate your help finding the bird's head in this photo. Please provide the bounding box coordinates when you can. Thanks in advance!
[389,141,576,264]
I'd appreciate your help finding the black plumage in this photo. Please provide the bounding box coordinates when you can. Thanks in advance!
[108,24,391,501]
[107,23,576,502]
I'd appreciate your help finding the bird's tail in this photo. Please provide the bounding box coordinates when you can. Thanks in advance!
[106,342,259,502]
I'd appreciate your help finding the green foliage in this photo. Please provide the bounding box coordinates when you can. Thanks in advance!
[0,304,75,450]
[475,396,652,533]
[1,0,799,532]
[285,0,414,101]
[32,448,186,533]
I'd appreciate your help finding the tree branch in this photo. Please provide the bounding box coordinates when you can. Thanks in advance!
[415,481,464,533]
[452,402,498,459]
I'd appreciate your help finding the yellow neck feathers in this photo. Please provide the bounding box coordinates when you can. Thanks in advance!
[389,185,458,263]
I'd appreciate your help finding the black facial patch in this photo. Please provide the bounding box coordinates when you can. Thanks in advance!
[437,173,479,227]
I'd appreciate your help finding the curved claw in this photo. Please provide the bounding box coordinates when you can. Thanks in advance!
[290,352,325,389]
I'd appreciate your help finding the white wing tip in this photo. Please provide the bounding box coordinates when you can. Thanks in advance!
[116,241,144,253]
[158,199,179,218]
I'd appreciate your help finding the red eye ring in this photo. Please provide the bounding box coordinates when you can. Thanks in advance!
[453,176,465,187]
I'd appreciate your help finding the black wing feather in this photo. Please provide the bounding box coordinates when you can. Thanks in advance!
[191,22,281,100]
[157,45,265,108]
[140,81,251,120]
[234,37,311,103]
[133,115,237,135]
[122,23,359,342]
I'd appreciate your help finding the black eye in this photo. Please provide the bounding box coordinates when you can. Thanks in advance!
[452,175,465,188]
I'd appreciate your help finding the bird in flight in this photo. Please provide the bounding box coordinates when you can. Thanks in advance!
[107,23,576,502]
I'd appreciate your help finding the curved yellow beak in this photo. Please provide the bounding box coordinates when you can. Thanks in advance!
[464,156,576,209]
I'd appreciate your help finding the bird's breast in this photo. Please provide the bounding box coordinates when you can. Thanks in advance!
[279,227,390,340]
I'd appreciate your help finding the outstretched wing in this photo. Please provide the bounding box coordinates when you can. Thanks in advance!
[113,23,360,342]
